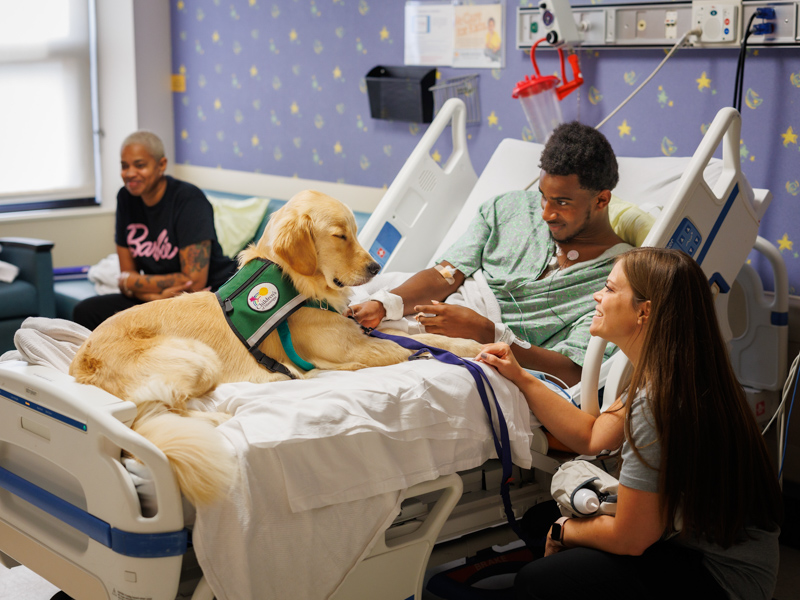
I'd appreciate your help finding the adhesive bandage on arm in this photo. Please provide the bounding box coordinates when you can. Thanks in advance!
[495,322,532,349]
[434,263,456,285]
[367,288,404,321]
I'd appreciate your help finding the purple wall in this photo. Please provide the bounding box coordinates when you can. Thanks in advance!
[171,0,800,293]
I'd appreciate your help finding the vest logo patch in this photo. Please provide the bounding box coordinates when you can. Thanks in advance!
[247,283,280,312]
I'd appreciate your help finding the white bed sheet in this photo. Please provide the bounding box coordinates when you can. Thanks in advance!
[190,360,533,599]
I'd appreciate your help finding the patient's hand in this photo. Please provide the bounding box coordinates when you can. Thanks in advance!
[346,300,386,329]
[413,301,494,343]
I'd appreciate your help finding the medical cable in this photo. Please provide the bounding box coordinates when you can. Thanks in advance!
[594,27,702,131]
[523,27,703,192]
[762,349,800,484]
[733,12,758,113]
[778,368,797,482]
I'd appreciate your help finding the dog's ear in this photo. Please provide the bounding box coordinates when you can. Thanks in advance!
[272,212,318,276]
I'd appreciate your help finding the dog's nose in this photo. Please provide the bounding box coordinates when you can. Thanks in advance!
[367,262,381,276]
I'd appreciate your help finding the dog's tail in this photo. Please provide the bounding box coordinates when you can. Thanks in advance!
[133,411,238,507]
[126,336,223,410]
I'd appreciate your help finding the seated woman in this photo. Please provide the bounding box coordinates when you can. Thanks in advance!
[479,247,783,600]
[73,131,236,330]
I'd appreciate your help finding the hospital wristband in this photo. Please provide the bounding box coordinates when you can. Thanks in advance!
[495,322,532,349]
[368,288,404,321]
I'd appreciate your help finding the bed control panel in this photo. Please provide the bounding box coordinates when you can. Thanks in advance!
[666,217,703,257]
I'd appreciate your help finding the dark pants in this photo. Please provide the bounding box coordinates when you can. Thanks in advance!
[72,293,143,331]
[514,542,728,600]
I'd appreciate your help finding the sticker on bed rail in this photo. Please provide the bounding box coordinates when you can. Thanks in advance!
[369,221,402,268]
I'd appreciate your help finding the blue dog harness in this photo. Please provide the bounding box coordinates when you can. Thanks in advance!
[215,258,336,378]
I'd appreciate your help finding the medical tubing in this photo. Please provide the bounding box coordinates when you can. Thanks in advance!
[595,28,701,131]
[778,352,799,480]
[524,28,700,191]
[761,349,797,435]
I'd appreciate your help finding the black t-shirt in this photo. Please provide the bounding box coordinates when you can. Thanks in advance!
[115,176,236,290]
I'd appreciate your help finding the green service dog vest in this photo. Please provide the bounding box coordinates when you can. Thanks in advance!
[215,258,335,378]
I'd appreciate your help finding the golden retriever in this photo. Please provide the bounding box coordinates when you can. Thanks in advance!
[69,190,482,506]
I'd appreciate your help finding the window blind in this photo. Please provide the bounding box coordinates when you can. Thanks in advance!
[0,0,99,212]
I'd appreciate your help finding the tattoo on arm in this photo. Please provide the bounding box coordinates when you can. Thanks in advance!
[181,241,212,287]
[133,274,187,291]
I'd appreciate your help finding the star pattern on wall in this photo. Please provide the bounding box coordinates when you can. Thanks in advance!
[696,72,711,91]
[782,126,798,146]
[618,120,631,137]
[778,233,793,252]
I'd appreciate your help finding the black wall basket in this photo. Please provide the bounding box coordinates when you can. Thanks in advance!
[365,65,436,123]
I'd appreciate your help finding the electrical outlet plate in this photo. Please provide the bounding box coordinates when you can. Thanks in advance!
[517,1,800,48]
[741,0,800,44]
[690,0,742,46]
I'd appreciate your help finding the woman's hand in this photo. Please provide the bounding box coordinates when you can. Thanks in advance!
[346,300,386,329]
[137,280,194,302]
[476,342,527,386]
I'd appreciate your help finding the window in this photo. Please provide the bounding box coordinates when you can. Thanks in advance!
[0,0,99,213]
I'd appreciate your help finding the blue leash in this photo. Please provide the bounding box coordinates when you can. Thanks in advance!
[368,329,536,550]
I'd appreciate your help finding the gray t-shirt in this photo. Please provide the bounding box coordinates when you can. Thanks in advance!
[438,190,631,366]
[621,395,780,600]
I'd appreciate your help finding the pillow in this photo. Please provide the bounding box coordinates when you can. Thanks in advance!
[608,194,656,247]
[207,195,271,258]
[0,259,19,283]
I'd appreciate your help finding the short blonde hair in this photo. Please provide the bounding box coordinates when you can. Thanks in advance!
[121,130,165,161]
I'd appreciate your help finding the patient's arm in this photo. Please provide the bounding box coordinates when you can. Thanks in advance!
[347,261,464,328]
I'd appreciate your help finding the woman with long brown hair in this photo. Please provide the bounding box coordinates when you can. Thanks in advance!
[479,247,783,599]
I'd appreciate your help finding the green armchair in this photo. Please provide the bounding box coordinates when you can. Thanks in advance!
[0,237,56,353]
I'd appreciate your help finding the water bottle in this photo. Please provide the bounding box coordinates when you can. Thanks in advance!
[572,488,600,514]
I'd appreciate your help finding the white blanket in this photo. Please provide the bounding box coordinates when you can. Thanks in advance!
[3,317,534,600]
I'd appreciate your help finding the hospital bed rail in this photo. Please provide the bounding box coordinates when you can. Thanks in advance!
[0,361,186,600]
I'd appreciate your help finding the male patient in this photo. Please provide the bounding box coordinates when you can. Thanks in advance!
[348,122,631,387]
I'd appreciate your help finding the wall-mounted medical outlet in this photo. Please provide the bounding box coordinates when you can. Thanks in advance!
[517,6,606,47]
[537,0,583,47]
[742,1,799,44]
[608,4,695,45]
[690,0,742,46]
[518,1,800,48]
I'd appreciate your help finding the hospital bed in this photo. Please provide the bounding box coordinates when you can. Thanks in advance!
[0,99,785,600]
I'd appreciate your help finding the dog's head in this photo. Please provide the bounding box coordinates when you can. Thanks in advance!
[240,190,380,307]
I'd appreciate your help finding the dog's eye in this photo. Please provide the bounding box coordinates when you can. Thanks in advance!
[334,234,347,241]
